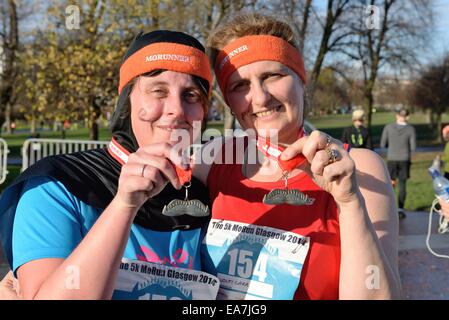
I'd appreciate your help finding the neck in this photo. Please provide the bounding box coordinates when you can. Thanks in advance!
[271,126,304,146]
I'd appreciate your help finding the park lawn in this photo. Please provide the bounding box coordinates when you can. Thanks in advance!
[404,151,439,212]
[309,111,449,147]
[1,127,112,158]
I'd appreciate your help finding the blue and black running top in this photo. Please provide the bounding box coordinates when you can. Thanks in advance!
[0,29,214,300]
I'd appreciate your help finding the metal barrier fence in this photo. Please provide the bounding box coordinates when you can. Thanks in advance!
[0,138,9,184]
[22,138,108,172]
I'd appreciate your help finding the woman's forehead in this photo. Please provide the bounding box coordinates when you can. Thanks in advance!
[139,70,197,86]
[229,60,292,79]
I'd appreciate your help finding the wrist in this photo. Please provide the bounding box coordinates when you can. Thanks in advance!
[111,196,140,216]
[336,191,365,212]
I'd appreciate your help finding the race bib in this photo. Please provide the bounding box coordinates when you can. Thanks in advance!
[113,259,220,300]
[202,219,310,300]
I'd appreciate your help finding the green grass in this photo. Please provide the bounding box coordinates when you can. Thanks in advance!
[0,114,442,211]
[1,127,112,158]
[309,111,449,147]
[403,152,438,211]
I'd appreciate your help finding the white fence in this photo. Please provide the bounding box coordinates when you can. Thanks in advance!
[0,138,9,184]
[22,138,108,172]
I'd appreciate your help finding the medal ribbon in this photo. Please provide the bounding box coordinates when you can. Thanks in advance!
[107,137,192,185]
[255,129,307,172]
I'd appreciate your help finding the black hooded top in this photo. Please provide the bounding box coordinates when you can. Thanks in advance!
[0,30,212,268]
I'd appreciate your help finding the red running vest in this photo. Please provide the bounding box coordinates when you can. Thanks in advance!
[206,138,342,300]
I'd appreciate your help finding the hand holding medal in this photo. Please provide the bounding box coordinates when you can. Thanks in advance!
[257,135,315,206]
[280,130,359,206]
[112,139,209,216]
[162,163,210,217]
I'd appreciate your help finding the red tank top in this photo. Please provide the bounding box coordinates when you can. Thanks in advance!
[205,138,341,300]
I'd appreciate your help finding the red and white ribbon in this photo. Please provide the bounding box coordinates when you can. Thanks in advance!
[256,129,307,172]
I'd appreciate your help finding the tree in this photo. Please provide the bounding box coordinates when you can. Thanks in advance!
[0,0,18,134]
[314,67,351,114]
[19,0,155,140]
[339,0,433,131]
[411,55,449,142]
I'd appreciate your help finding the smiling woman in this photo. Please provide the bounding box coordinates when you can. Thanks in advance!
[193,13,402,300]
[0,30,218,300]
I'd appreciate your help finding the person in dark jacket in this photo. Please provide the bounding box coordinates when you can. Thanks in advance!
[341,109,372,149]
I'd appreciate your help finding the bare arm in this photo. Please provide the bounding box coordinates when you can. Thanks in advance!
[18,198,138,300]
[17,143,182,300]
[282,131,401,299]
[338,148,401,299]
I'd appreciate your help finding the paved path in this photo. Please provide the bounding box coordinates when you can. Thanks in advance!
[398,210,449,300]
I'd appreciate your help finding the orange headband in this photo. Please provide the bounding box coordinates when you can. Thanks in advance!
[119,42,212,96]
[215,35,306,94]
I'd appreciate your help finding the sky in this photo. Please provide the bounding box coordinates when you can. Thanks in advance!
[308,0,449,74]
[18,0,449,68]
[430,0,449,62]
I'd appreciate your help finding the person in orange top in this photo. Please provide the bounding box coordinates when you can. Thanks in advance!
[193,13,401,299]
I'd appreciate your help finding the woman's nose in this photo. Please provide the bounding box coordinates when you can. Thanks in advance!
[165,94,185,117]
[250,81,271,108]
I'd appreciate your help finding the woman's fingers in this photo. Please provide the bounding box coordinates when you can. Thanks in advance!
[115,141,193,210]
[139,142,187,168]
[128,152,181,190]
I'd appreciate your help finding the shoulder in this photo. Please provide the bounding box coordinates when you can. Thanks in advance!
[17,176,80,213]
[350,148,388,180]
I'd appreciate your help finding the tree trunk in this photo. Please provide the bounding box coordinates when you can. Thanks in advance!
[88,107,100,141]
[30,114,36,134]
[436,112,442,143]
[364,89,374,138]
[4,104,11,134]
[298,0,313,54]
[151,0,159,28]
[0,0,18,117]
[89,120,99,141]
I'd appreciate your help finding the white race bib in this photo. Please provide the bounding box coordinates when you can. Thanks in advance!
[202,219,310,300]
[113,259,220,300]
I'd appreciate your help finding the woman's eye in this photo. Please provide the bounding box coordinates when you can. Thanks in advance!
[230,81,249,92]
[184,91,201,103]
[265,73,282,80]
[151,88,167,97]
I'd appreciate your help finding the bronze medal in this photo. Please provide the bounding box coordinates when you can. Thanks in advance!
[257,135,315,206]
[162,181,210,217]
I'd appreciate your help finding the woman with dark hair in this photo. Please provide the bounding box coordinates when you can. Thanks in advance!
[0,30,218,300]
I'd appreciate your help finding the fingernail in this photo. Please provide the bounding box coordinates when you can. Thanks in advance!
[281,150,293,160]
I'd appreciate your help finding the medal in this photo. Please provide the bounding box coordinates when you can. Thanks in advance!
[162,165,210,217]
[256,134,315,206]
[107,138,210,217]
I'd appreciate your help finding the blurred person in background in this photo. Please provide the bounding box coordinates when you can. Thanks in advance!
[380,108,416,219]
[341,109,372,149]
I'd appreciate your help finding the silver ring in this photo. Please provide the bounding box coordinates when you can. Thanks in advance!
[325,135,332,147]
[141,164,147,177]
[326,148,339,164]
